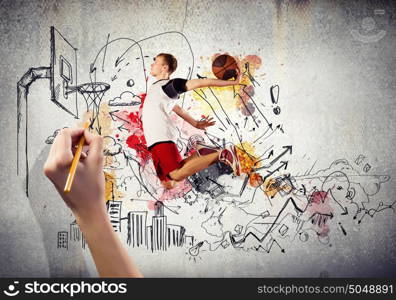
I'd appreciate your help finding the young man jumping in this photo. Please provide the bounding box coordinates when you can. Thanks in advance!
[142,53,242,189]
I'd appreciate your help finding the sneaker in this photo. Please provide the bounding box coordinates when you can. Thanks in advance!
[219,145,241,176]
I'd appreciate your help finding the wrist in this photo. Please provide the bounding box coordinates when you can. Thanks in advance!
[74,205,109,226]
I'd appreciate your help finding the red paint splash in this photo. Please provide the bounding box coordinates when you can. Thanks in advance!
[114,93,150,164]
[158,180,192,202]
[126,133,149,162]
[309,191,328,204]
[306,190,334,237]
[147,180,192,210]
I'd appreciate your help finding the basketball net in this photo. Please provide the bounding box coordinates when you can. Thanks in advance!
[67,82,110,134]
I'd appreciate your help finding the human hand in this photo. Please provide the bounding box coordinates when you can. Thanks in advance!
[232,66,242,85]
[43,127,106,221]
[195,116,216,130]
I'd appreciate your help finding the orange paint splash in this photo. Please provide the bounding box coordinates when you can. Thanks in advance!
[235,142,260,173]
[249,172,264,188]
[235,142,267,189]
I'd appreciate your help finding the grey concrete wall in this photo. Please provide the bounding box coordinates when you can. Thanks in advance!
[0,0,395,277]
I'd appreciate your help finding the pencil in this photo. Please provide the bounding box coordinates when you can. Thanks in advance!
[64,121,90,193]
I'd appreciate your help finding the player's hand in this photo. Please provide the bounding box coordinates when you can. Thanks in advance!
[232,67,242,85]
[43,127,106,221]
[195,116,216,130]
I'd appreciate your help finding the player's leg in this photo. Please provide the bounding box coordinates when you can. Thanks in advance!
[168,151,220,181]
[180,152,200,165]
[165,146,219,187]
[169,144,241,181]
[180,144,219,165]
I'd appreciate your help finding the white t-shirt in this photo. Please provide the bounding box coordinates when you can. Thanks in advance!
[141,79,187,148]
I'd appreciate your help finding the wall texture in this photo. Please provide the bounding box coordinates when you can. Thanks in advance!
[0,0,395,277]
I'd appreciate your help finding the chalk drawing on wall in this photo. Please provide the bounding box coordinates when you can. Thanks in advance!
[17,27,393,259]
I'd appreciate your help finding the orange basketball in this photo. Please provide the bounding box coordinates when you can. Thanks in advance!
[212,54,238,80]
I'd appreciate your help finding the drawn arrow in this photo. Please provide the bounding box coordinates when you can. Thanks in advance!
[254,146,292,171]
[252,125,273,144]
[261,160,289,183]
[102,33,110,72]
[197,73,207,79]
[117,124,129,132]
[239,84,274,129]
[230,197,304,246]
[93,31,193,80]
[90,63,96,74]
[95,125,102,135]
[90,37,141,73]
[166,205,182,211]
[109,110,131,124]
[115,56,126,67]
[239,174,250,196]
[276,124,284,133]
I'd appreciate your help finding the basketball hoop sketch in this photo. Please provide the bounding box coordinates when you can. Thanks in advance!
[50,26,79,117]
[17,26,110,196]
[66,82,110,134]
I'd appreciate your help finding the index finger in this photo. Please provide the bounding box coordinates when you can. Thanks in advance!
[52,128,84,158]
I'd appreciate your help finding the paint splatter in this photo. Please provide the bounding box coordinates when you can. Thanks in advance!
[236,142,260,175]
[306,190,334,236]
[249,172,263,187]
[192,54,262,117]
[82,103,125,203]
[113,93,151,164]
[104,171,124,203]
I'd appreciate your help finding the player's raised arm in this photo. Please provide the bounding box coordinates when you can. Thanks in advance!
[185,68,242,91]
[172,104,216,130]
[172,104,197,127]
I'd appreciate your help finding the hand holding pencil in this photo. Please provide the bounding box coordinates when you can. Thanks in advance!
[43,123,106,220]
[64,121,90,193]
[43,124,143,277]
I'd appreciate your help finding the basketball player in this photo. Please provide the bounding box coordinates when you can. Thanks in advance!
[142,53,242,189]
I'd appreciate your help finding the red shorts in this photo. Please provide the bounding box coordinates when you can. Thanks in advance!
[148,141,184,182]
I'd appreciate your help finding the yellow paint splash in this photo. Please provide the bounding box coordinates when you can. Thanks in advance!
[191,70,238,116]
[81,103,124,203]
[104,170,124,203]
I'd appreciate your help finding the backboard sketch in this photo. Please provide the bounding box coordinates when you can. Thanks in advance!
[50,26,79,118]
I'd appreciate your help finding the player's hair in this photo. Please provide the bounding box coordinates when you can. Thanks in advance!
[157,53,177,74]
